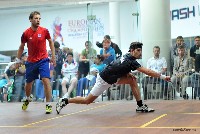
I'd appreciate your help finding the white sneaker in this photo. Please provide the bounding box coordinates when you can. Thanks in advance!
[136,104,155,112]
[56,98,67,114]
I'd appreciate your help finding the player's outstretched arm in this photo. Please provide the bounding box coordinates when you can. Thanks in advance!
[137,67,171,81]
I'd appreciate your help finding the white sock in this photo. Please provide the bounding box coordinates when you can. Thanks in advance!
[63,93,69,98]
[46,103,51,106]
[26,96,31,101]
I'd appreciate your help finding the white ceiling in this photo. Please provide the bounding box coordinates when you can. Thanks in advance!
[0,0,130,9]
[0,0,131,14]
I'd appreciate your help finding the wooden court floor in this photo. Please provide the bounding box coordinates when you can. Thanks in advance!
[0,100,200,134]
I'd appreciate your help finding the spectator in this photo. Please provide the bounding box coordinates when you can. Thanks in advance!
[96,35,122,59]
[171,36,190,72]
[0,61,20,101]
[78,41,97,79]
[100,39,116,65]
[61,52,78,98]
[190,36,200,98]
[48,41,65,79]
[171,45,193,99]
[14,52,28,101]
[142,46,168,100]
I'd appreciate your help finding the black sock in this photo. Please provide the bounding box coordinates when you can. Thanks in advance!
[63,98,69,104]
[137,100,143,107]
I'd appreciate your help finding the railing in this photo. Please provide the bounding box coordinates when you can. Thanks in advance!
[104,72,200,101]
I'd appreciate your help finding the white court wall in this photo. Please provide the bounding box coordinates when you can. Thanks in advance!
[0,0,200,54]
[0,1,136,55]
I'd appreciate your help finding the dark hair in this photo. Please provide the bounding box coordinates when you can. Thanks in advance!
[104,35,111,40]
[11,55,17,62]
[153,46,160,50]
[21,52,27,59]
[194,36,200,40]
[29,11,40,20]
[178,45,185,49]
[176,36,183,40]
[54,41,60,48]
[129,42,143,52]
[85,41,92,46]
[97,55,104,62]
[66,52,73,57]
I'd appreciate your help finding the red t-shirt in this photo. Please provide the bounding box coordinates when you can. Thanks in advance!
[21,26,51,62]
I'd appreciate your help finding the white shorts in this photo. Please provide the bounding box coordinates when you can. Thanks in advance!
[90,74,111,96]
[62,76,77,84]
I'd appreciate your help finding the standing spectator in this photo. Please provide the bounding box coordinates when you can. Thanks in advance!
[0,62,20,101]
[190,36,200,72]
[78,41,97,79]
[17,11,56,114]
[48,41,65,79]
[100,39,116,65]
[190,36,200,98]
[61,52,78,99]
[15,52,28,101]
[96,35,122,59]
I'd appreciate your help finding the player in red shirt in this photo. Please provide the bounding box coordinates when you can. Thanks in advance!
[16,11,56,114]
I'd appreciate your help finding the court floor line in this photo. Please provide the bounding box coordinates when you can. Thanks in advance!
[23,103,113,127]
[0,126,200,129]
[140,114,167,128]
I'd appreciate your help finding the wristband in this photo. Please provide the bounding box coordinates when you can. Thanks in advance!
[160,75,166,80]
[15,58,21,63]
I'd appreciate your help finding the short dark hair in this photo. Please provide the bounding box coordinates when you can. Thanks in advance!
[176,36,183,40]
[66,52,73,57]
[128,42,143,52]
[11,55,17,62]
[104,35,111,40]
[178,45,185,49]
[21,52,27,59]
[153,46,160,50]
[29,11,40,20]
[85,41,92,46]
[194,36,200,40]
[54,41,60,48]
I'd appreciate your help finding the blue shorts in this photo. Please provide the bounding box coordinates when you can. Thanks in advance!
[25,58,50,83]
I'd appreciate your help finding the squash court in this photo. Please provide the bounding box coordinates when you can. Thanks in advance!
[0,100,199,134]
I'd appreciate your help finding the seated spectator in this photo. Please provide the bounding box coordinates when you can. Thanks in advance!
[100,39,116,65]
[77,55,106,96]
[171,45,193,99]
[170,36,190,73]
[78,41,97,79]
[61,52,78,98]
[96,35,122,59]
[142,46,168,100]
